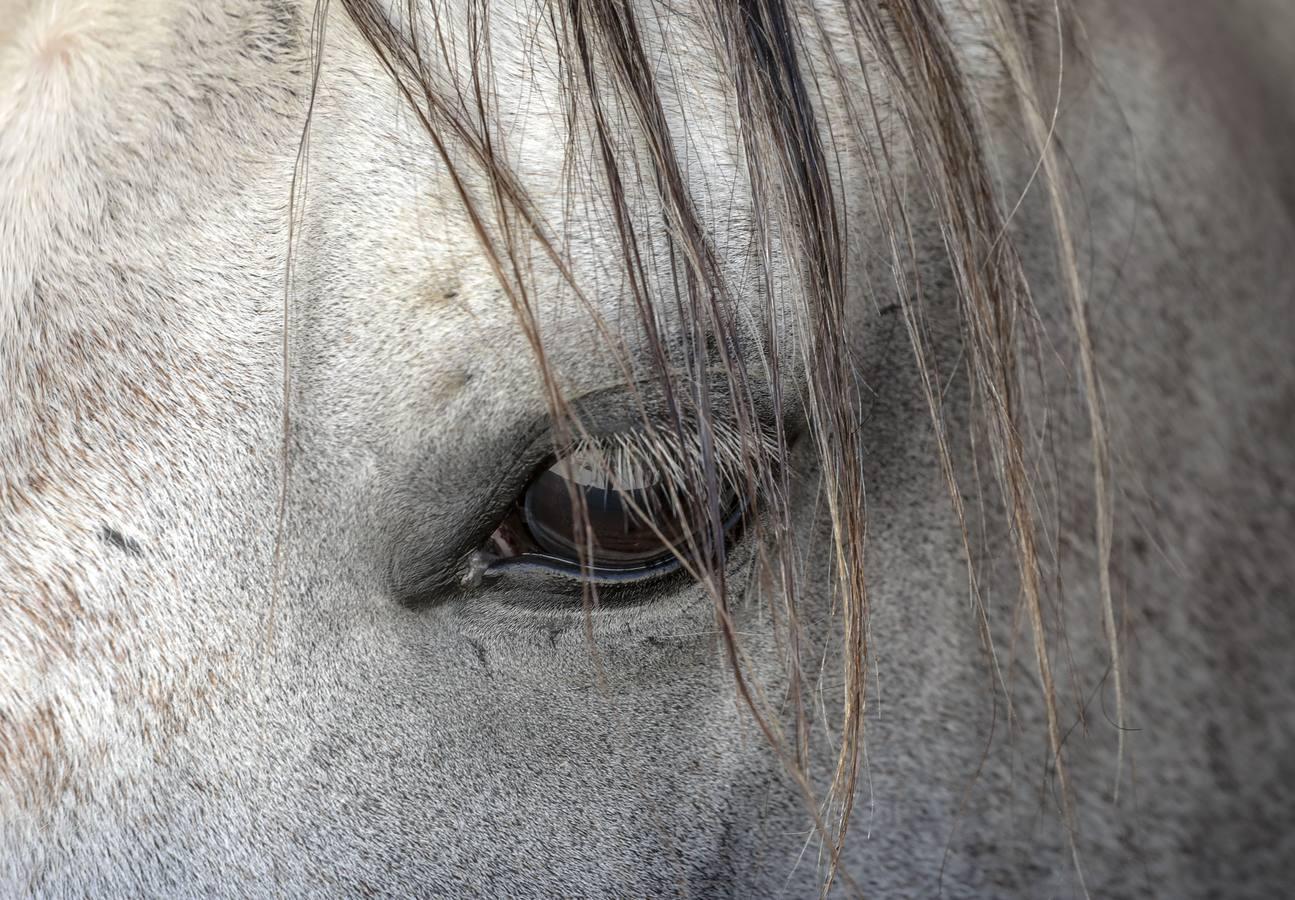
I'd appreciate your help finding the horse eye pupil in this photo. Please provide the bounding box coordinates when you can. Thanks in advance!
[522,456,683,568]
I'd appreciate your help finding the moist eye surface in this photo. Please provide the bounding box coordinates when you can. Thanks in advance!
[517,446,727,568]
[477,425,763,585]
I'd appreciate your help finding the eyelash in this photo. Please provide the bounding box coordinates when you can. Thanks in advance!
[462,425,772,590]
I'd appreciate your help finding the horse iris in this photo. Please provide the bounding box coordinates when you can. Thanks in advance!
[521,448,692,567]
[483,441,742,580]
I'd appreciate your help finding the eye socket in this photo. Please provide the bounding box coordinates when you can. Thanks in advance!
[475,437,746,585]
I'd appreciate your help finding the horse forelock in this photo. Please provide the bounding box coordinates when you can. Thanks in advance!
[318,0,1066,881]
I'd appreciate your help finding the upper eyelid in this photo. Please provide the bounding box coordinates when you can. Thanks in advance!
[552,376,786,463]
[562,420,781,502]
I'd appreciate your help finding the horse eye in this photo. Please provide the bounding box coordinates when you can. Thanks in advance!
[478,443,740,583]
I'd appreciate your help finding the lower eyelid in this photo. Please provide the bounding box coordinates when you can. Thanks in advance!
[483,551,685,584]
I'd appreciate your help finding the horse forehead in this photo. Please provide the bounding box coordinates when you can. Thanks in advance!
[2,0,155,277]
[1,0,204,178]
[0,0,171,68]
[1,0,301,474]
[297,1,757,358]
[360,0,746,204]
[1,0,304,283]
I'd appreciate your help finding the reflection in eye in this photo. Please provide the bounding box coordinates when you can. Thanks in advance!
[475,428,758,585]
[519,446,721,568]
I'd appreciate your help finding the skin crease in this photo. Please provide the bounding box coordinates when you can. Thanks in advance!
[2,0,1294,896]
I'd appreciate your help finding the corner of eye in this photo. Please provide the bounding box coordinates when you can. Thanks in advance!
[387,553,468,607]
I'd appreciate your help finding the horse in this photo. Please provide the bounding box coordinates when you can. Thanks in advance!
[2,0,1293,895]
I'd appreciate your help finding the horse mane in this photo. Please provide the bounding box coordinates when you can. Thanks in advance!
[295,0,1117,888]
